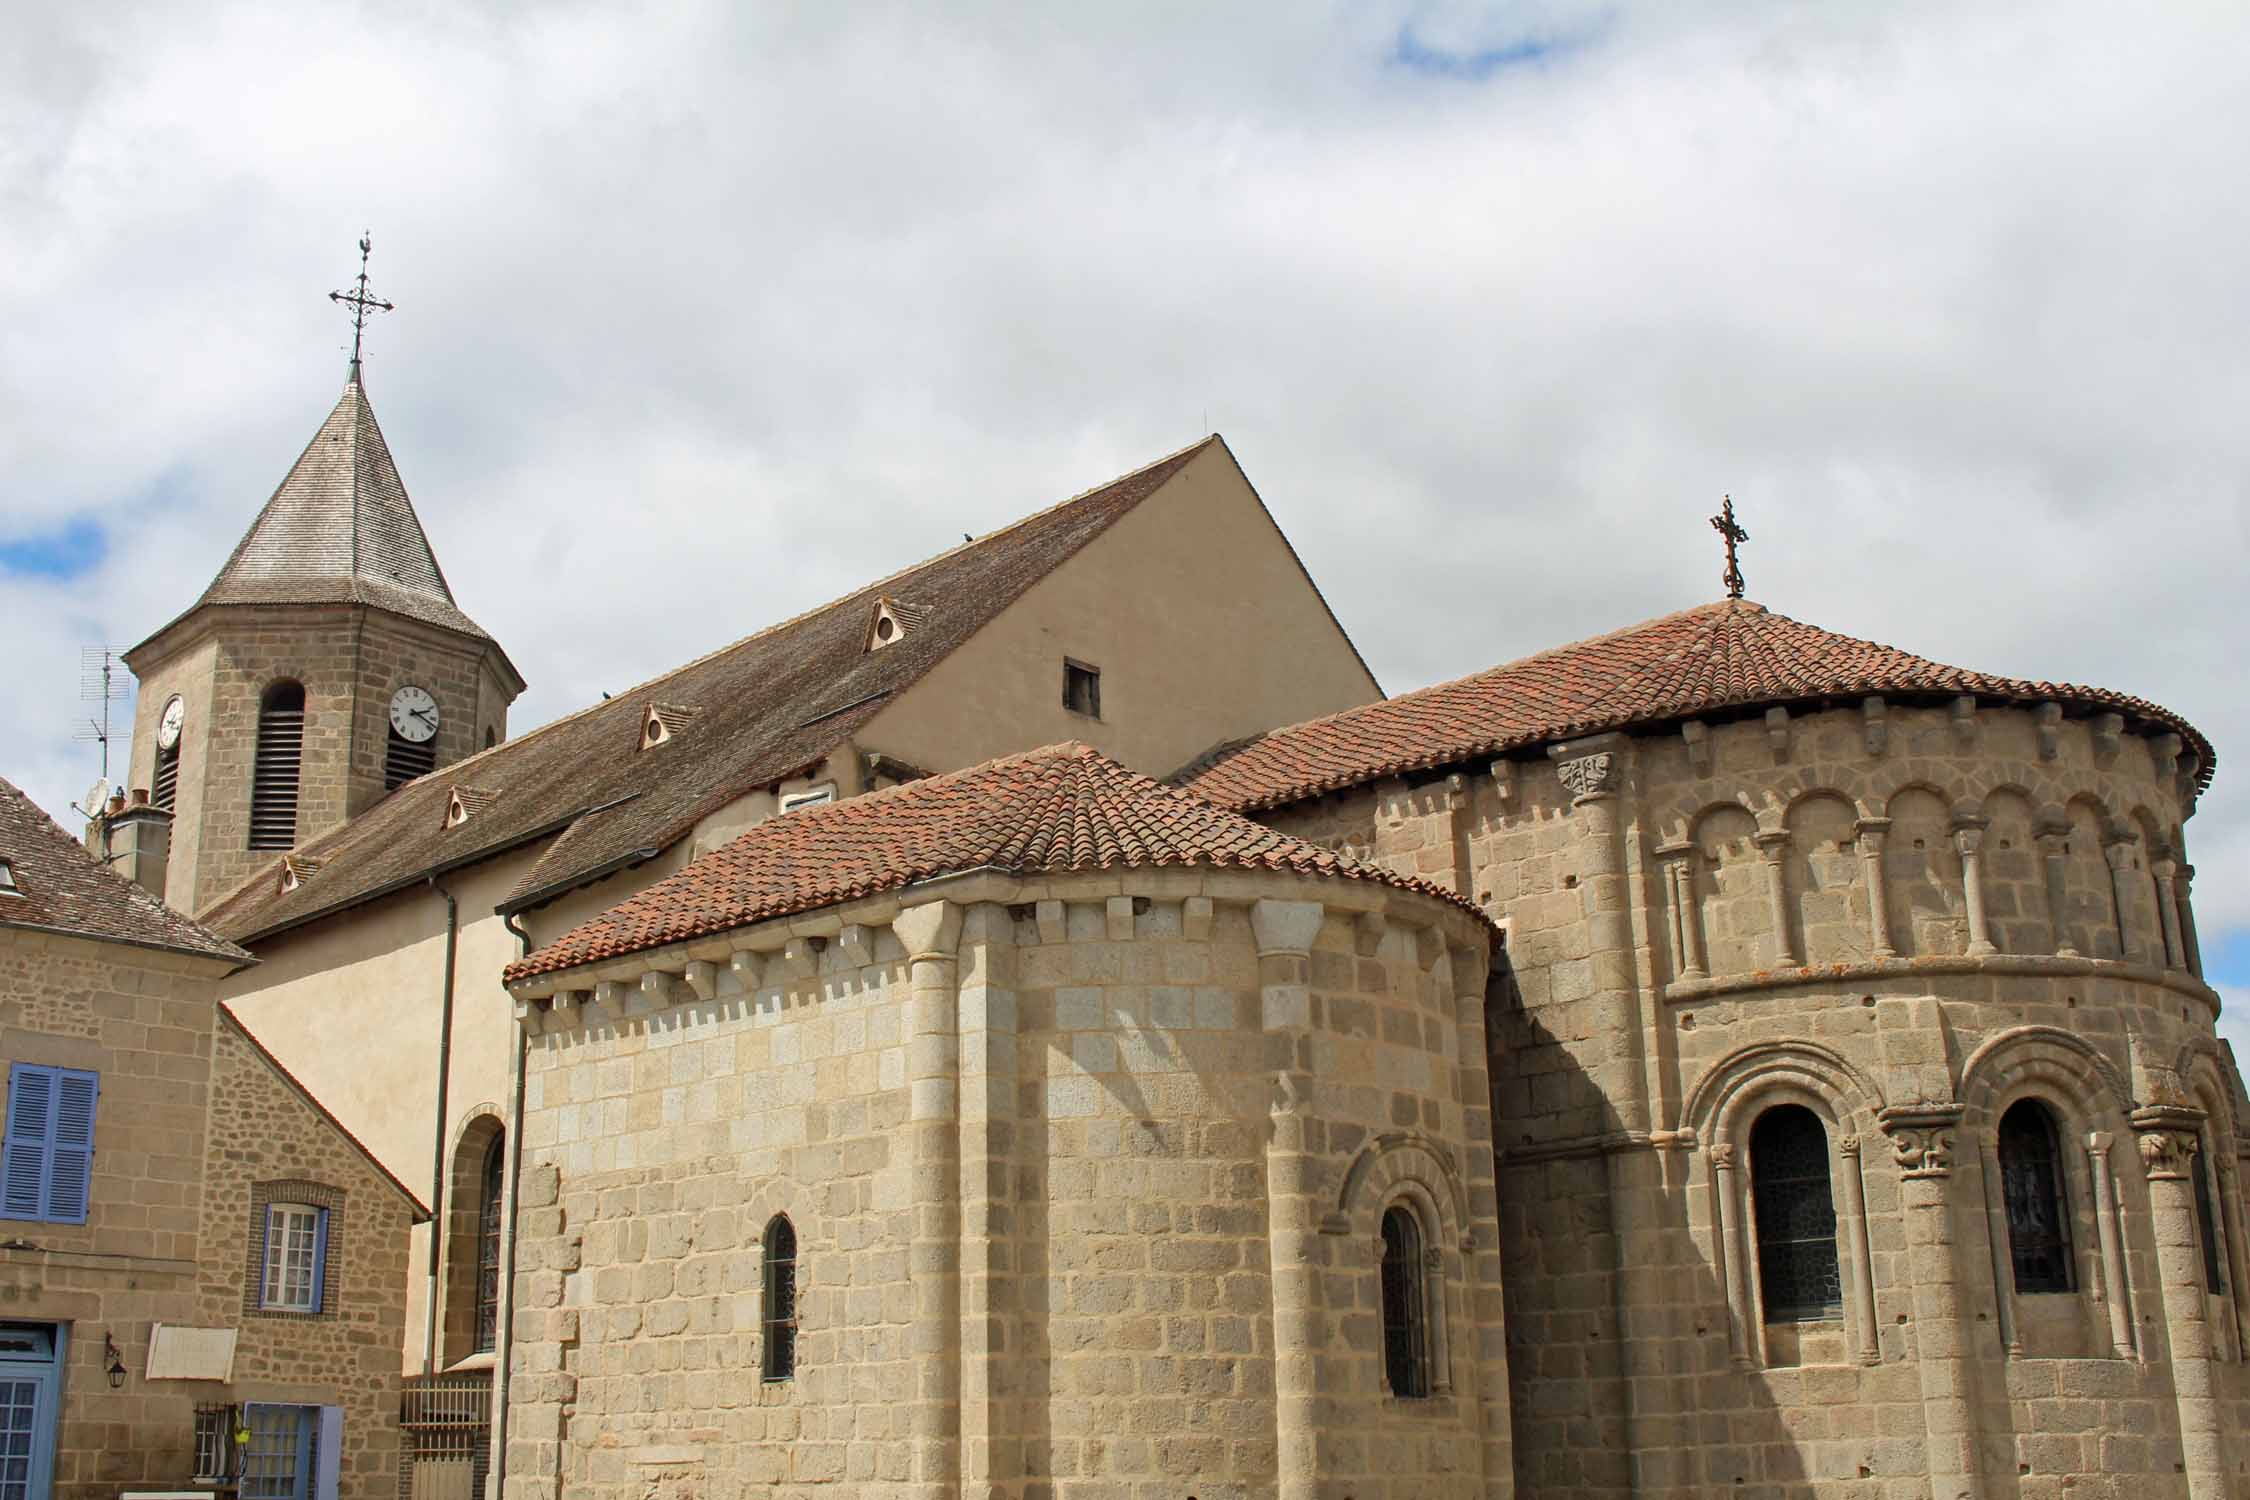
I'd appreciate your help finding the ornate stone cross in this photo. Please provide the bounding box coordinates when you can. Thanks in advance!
[1709,494,1749,600]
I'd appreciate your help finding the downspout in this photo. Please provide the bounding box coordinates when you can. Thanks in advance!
[422,876,460,1380]
[490,907,535,1500]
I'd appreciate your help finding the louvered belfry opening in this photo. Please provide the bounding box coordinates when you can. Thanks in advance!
[386,728,436,790]
[250,681,306,850]
[153,740,180,811]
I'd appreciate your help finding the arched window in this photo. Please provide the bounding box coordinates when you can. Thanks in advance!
[249,681,305,850]
[1378,1204,1431,1398]
[475,1133,505,1352]
[1998,1100,2074,1293]
[1750,1105,1842,1322]
[2193,1131,2228,1295]
[762,1215,797,1381]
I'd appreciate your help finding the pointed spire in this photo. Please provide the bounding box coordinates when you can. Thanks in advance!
[188,374,496,644]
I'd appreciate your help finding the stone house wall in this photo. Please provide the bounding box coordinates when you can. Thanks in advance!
[501,869,1506,1500]
[1261,698,2246,1498]
[0,925,417,1500]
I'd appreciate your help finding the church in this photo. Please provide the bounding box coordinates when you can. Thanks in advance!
[51,330,2250,1500]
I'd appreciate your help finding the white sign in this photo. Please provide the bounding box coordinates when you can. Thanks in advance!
[144,1325,238,1381]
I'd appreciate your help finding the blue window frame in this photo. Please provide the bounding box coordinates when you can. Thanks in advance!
[259,1204,330,1313]
[0,1067,97,1225]
[240,1404,315,1500]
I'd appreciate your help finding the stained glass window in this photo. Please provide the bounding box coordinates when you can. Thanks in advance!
[1379,1205,1431,1398]
[1998,1100,2074,1294]
[762,1215,797,1381]
[2193,1132,2227,1295]
[1751,1105,1842,1321]
[475,1135,504,1352]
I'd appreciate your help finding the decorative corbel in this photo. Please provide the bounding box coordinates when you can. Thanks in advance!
[683,959,719,1001]
[835,923,874,967]
[1355,910,1386,957]
[1949,695,1978,751]
[2035,701,2062,761]
[2092,712,2124,762]
[1488,758,1518,806]
[1764,705,1791,763]
[727,951,766,994]
[1682,720,1713,778]
[1861,696,1889,757]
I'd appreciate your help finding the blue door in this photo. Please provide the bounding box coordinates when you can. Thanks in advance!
[241,1404,316,1500]
[0,1325,61,1500]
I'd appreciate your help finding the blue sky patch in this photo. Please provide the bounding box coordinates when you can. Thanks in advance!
[1388,20,1580,80]
[0,518,107,580]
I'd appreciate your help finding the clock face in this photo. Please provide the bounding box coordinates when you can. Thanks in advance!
[156,695,185,750]
[389,685,440,743]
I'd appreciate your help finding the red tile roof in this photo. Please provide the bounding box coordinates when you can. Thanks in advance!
[508,742,1484,981]
[0,779,250,965]
[1177,598,2215,812]
[201,437,1220,943]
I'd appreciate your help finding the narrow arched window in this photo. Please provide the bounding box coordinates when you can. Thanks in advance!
[762,1215,797,1381]
[1379,1204,1431,1398]
[1751,1105,1842,1322]
[1998,1100,2074,1293]
[249,680,305,849]
[2193,1132,2227,1294]
[475,1133,505,1352]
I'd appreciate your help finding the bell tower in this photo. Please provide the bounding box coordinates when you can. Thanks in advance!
[121,243,524,915]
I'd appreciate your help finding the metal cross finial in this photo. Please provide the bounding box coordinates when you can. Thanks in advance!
[1709,494,1749,600]
[329,233,394,377]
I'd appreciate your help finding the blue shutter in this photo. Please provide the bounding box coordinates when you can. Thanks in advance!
[1,1067,54,1219]
[309,1210,329,1314]
[45,1071,97,1224]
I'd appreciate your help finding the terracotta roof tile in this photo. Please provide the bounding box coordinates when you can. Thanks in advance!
[202,437,1219,943]
[507,742,1483,981]
[1178,599,2215,812]
[0,779,250,964]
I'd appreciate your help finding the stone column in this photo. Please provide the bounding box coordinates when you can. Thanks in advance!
[2151,858,2187,971]
[2103,837,2143,963]
[1838,1135,1881,1365]
[1674,855,1708,978]
[1951,816,1997,957]
[2175,864,2204,977]
[2133,1107,2229,1498]
[1253,897,1328,1500]
[1855,817,1895,959]
[1882,1107,1984,1500]
[1756,830,1797,967]
[1551,735,1659,1496]
[895,899,964,1500]
[1450,941,1516,1496]
[2084,1132,2137,1359]
[1711,1144,1759,1368]
[2036,818,2077,957]
[1655,842,1696,981]
[954,903,1018,1497]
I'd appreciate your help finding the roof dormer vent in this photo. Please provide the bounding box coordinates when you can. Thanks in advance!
[0,859,20,898]
[278,854,325,894]
[867,597,929,653]
[445,786,497,829]
[640,703,703,752]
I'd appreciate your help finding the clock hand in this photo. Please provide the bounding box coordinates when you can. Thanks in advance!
[411,708,437,725]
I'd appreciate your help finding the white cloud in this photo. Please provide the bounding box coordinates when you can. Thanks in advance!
[2,2,2245,971]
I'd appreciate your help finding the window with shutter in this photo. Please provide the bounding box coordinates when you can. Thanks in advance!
[384,728,435,791]
[153,740,180,812]
[250,681,306,850]
[1,1065,98,1225]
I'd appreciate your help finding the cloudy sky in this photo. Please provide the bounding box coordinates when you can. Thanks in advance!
[4,1,2246,1034]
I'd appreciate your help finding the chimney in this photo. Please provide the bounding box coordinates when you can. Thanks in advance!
[106,790,173,901]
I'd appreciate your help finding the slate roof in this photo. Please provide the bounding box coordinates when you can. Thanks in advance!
[0,778,250,965]
[203,437,1221,943]
[509,742,1484,981]
[131,374,516,677]
[1178,598,2216,813]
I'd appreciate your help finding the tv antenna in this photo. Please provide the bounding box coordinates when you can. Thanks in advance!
[73,647,131,782]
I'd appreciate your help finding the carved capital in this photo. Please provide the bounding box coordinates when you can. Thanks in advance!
[1853,816,1891,850]
[1881,1106,1964,1180]
[2137,1129,2199,1181]
[1754,829,1792,862]
[1837,1134,1861,1159]
[1707,1142,1736,1171]
[1554,751,1617,801]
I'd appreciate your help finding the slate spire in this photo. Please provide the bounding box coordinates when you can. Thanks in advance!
[189,371,496,643]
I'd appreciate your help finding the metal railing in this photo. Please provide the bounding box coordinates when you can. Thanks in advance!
[398,1371,491,1500]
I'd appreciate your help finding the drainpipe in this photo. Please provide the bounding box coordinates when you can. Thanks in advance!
[489,908,535,1500]
[422,876,460,1381]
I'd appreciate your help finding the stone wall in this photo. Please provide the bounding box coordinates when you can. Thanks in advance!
[0,926,417,1500]
[501,869,1506,1500]
[1262,698,2247,1498]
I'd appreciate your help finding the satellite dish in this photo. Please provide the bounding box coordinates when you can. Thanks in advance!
[78,778,112,819]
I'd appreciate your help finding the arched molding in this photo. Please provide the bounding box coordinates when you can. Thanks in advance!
[437,1106,508,1365]
[1684,1039,1886,1147]
[1324,1132,1468,1246]
[1957,1028,2132,1126]
[1684,797,1760,844]
[447,1103,506,1162]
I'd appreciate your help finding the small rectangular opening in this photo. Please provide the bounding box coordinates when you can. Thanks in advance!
[1063,659,1101,720]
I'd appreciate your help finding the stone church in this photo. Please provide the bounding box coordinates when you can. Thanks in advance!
[71,349,2247,1500]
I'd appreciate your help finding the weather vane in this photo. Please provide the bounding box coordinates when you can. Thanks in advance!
[1709,494,1749,600]
[329,233,394,375]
